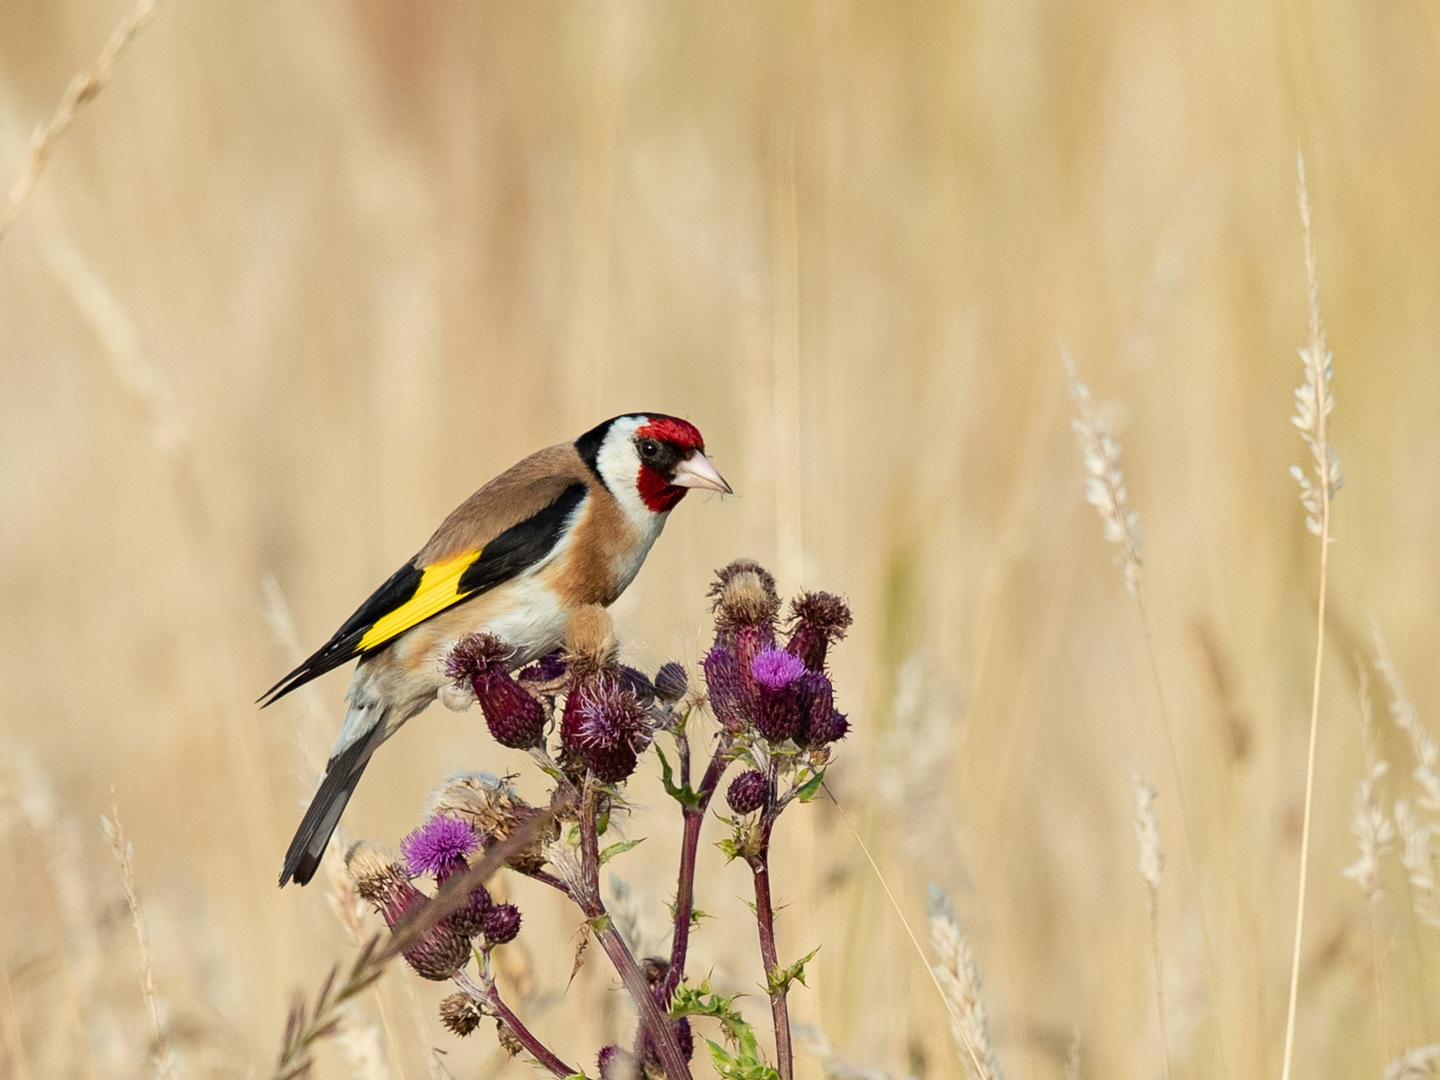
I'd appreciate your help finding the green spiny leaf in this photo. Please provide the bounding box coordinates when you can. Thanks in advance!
[598,838,644,866]
[766,946,820,996]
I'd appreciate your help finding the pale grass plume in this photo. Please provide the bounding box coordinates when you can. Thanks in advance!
[0,0,157,244]
[927,884,1002,1080]
[1372,620,1440,813]
[99,802,175,1080]
[1342,671,1393,901]
[1394,801,1440,932]
[793,1024,892,1080]
[1065,1031,1081,1080]
[335,1008,394,1080]
[1289,151,1342,535]
[1062,344,1141,594]
[1131,775,1170,1080]
[1387,1046,1440,1080]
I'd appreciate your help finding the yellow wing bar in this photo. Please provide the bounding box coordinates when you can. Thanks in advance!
[356,549,479,652]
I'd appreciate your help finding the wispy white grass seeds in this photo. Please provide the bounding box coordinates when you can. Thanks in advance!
[1394,801,1440,932]
[1343,674,1393,901]
[1373,622,1440,813]
[1063,346,1142,594]
[927,885,1003,1080]
[1290,153,1343,535]
[1387,1046,1440,1080]
[1132,775,1164,897]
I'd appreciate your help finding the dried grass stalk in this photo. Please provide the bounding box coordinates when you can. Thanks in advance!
[1132,775,1170,1080]
[927,885,1002,1080]
[1387,1046,1440,1080]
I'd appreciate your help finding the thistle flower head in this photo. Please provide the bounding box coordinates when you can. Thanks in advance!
[439,993,482,1037]
[709,559,781,638]
[752,647,807,690]
[726,769,768,814]
[575,679,651,782]
[345,841,470,979]
[785,591,853,672]
[445,633,546,749]
[401,815,479,878]
[482,902,522,945]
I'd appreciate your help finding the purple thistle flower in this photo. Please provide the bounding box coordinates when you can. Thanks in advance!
[446,633,546,749]
[751,647,806,690]
[726,769,768,814]
[575,679,651,782]
[482,902,522,945]
[348,849,470,980]
[401,815,479,878]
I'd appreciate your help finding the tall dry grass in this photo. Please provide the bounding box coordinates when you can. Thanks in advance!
[2,1,1440,1078]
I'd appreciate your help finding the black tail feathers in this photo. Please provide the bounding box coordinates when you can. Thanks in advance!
[279,729,381,887]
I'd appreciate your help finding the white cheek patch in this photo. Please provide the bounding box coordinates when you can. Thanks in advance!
[595,416,655,527]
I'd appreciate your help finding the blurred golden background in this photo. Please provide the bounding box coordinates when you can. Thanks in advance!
[2,1,1438,1078]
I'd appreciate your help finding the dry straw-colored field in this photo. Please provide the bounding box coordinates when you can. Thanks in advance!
[2,2,1439,1079]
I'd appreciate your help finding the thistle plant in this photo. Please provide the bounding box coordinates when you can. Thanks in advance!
[327,560,852,1080]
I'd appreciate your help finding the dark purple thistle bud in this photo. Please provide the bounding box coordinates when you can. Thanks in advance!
[654,661,689,702]
[708,559,781,643]
[615,665,657,705]
[808,707,850,746]
[482,902,522,945]
[751,647,807,741]
[518,650,567,683]
[726,769,768,814]
[702,646,747,733]
[790,671,834,747]
[785,591,853,672]
[560,683,589,755]
[445,634,546,749]
[732,624,775,697]
[439,992,482,1037]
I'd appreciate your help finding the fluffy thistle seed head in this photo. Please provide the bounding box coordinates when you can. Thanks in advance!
[727,770,768,814]
[785,592,853,672]
[482,902,522,945]
[425,772,556,875]
[438,993,482,1037]
[401,815,479,878]
[346,842,410,909]
[445,633,546,749]
[598,1045,638,1080]
[709,559,781,638]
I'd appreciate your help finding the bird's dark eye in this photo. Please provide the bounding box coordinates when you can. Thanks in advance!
[637,438,661,460]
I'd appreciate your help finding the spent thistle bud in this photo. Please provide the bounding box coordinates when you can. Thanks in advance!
[727,770,768,814]
[709,559,781,641]
[565,605,618,677]
[445,634,546,749]
[482,902,522,945]
[598,1046,638,1080]
[615,665,657,705]
[785,591,853,672]
[518,650,567,683]
[438,993,482,1037]
[575,679,651,782]
[654,661,689,702]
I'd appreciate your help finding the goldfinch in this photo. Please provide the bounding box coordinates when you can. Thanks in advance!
[262,413,730,886]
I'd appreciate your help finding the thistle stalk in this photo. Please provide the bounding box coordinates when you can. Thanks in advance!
[453,970,573,1078]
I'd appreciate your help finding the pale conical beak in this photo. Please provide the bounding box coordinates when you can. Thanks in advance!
[671,450,733,494]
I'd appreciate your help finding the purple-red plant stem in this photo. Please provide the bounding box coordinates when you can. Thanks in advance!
[578,781,694,1080]
[663,737,731,1000]
[747,818,792,1080]
[454,971,573,1079]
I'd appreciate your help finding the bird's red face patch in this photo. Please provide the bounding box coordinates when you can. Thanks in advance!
[634,416,705,513]
[636,417,703,450]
